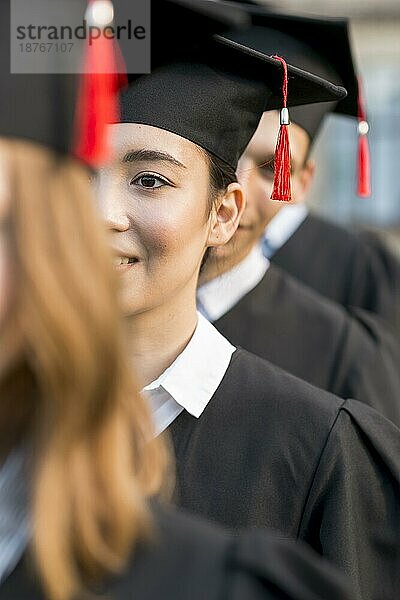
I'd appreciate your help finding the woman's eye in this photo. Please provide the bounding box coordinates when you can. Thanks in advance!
[130,174,169,189]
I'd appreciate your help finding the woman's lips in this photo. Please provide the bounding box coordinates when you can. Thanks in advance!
[113,256,139,271]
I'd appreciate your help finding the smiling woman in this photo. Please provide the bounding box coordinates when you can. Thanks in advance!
[95,123,242,336]
[90,5,400,600]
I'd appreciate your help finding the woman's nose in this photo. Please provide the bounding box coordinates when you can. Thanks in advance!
[95,183,130,232]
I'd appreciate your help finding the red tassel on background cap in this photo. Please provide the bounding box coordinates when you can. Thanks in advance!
[357,76,371,198]
[270,55,292,202]
[73,0,127,167]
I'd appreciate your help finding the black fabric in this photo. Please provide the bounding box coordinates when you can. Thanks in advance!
[271,213,400,334]
[115,0,249,72]
[170,348,400,600]
[213,263,400,426]
[0,0,78,154]
[249,9,358,117]
[226,4,358,140]
[0,503,353,600]
[359,229,400,341]
[116,0,249,53]
[119,2,347,169]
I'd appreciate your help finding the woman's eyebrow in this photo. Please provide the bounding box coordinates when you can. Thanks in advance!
[121,149,186,169]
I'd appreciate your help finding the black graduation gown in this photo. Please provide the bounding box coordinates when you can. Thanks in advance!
[213,263,400,426]
[271,212,400,329]
[0,504,353,600]
[169,349,400,600]
[360,229,400,341]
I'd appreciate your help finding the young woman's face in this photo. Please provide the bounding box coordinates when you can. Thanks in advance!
[95,124,216,316]
[0,146,12,332]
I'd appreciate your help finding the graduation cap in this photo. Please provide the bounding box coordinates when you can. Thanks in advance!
[0,0,127,166]
[118,1,347,202]
[0,0,77,156]
[225,4,371,197]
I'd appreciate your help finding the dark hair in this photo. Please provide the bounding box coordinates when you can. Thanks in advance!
[206,151,238,210]
[200,151,238,271]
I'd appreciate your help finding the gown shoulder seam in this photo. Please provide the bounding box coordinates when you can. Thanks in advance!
[296,398,347,538]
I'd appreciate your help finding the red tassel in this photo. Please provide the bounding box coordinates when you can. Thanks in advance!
[270,56,292,202]
[357,77,371,198]
[357,131,371,198]
[73,1,127,167]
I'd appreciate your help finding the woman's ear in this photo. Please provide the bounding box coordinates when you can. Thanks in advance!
[207,183,246,248]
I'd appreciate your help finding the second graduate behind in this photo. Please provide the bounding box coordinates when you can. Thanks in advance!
[230,4,400,332]
[94,1,400,599]
[196,5,400,426]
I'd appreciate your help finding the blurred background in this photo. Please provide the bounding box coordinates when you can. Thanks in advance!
[258,0,400,255]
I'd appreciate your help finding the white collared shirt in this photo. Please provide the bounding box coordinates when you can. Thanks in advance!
[143,312,235,436]
[262,204,308,258]
[0,449,29,584]
[197,244,269,322]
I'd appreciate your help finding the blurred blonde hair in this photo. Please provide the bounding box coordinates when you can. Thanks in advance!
[0,139,167,600]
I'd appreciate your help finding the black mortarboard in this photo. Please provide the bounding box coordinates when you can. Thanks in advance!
[224,3,371,196]
[225,6,359,140]
[118,0,347,171]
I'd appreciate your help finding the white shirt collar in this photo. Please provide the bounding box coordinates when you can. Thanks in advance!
[263,204,308,257]
[197,243,269,322]
[143,312,235,431]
